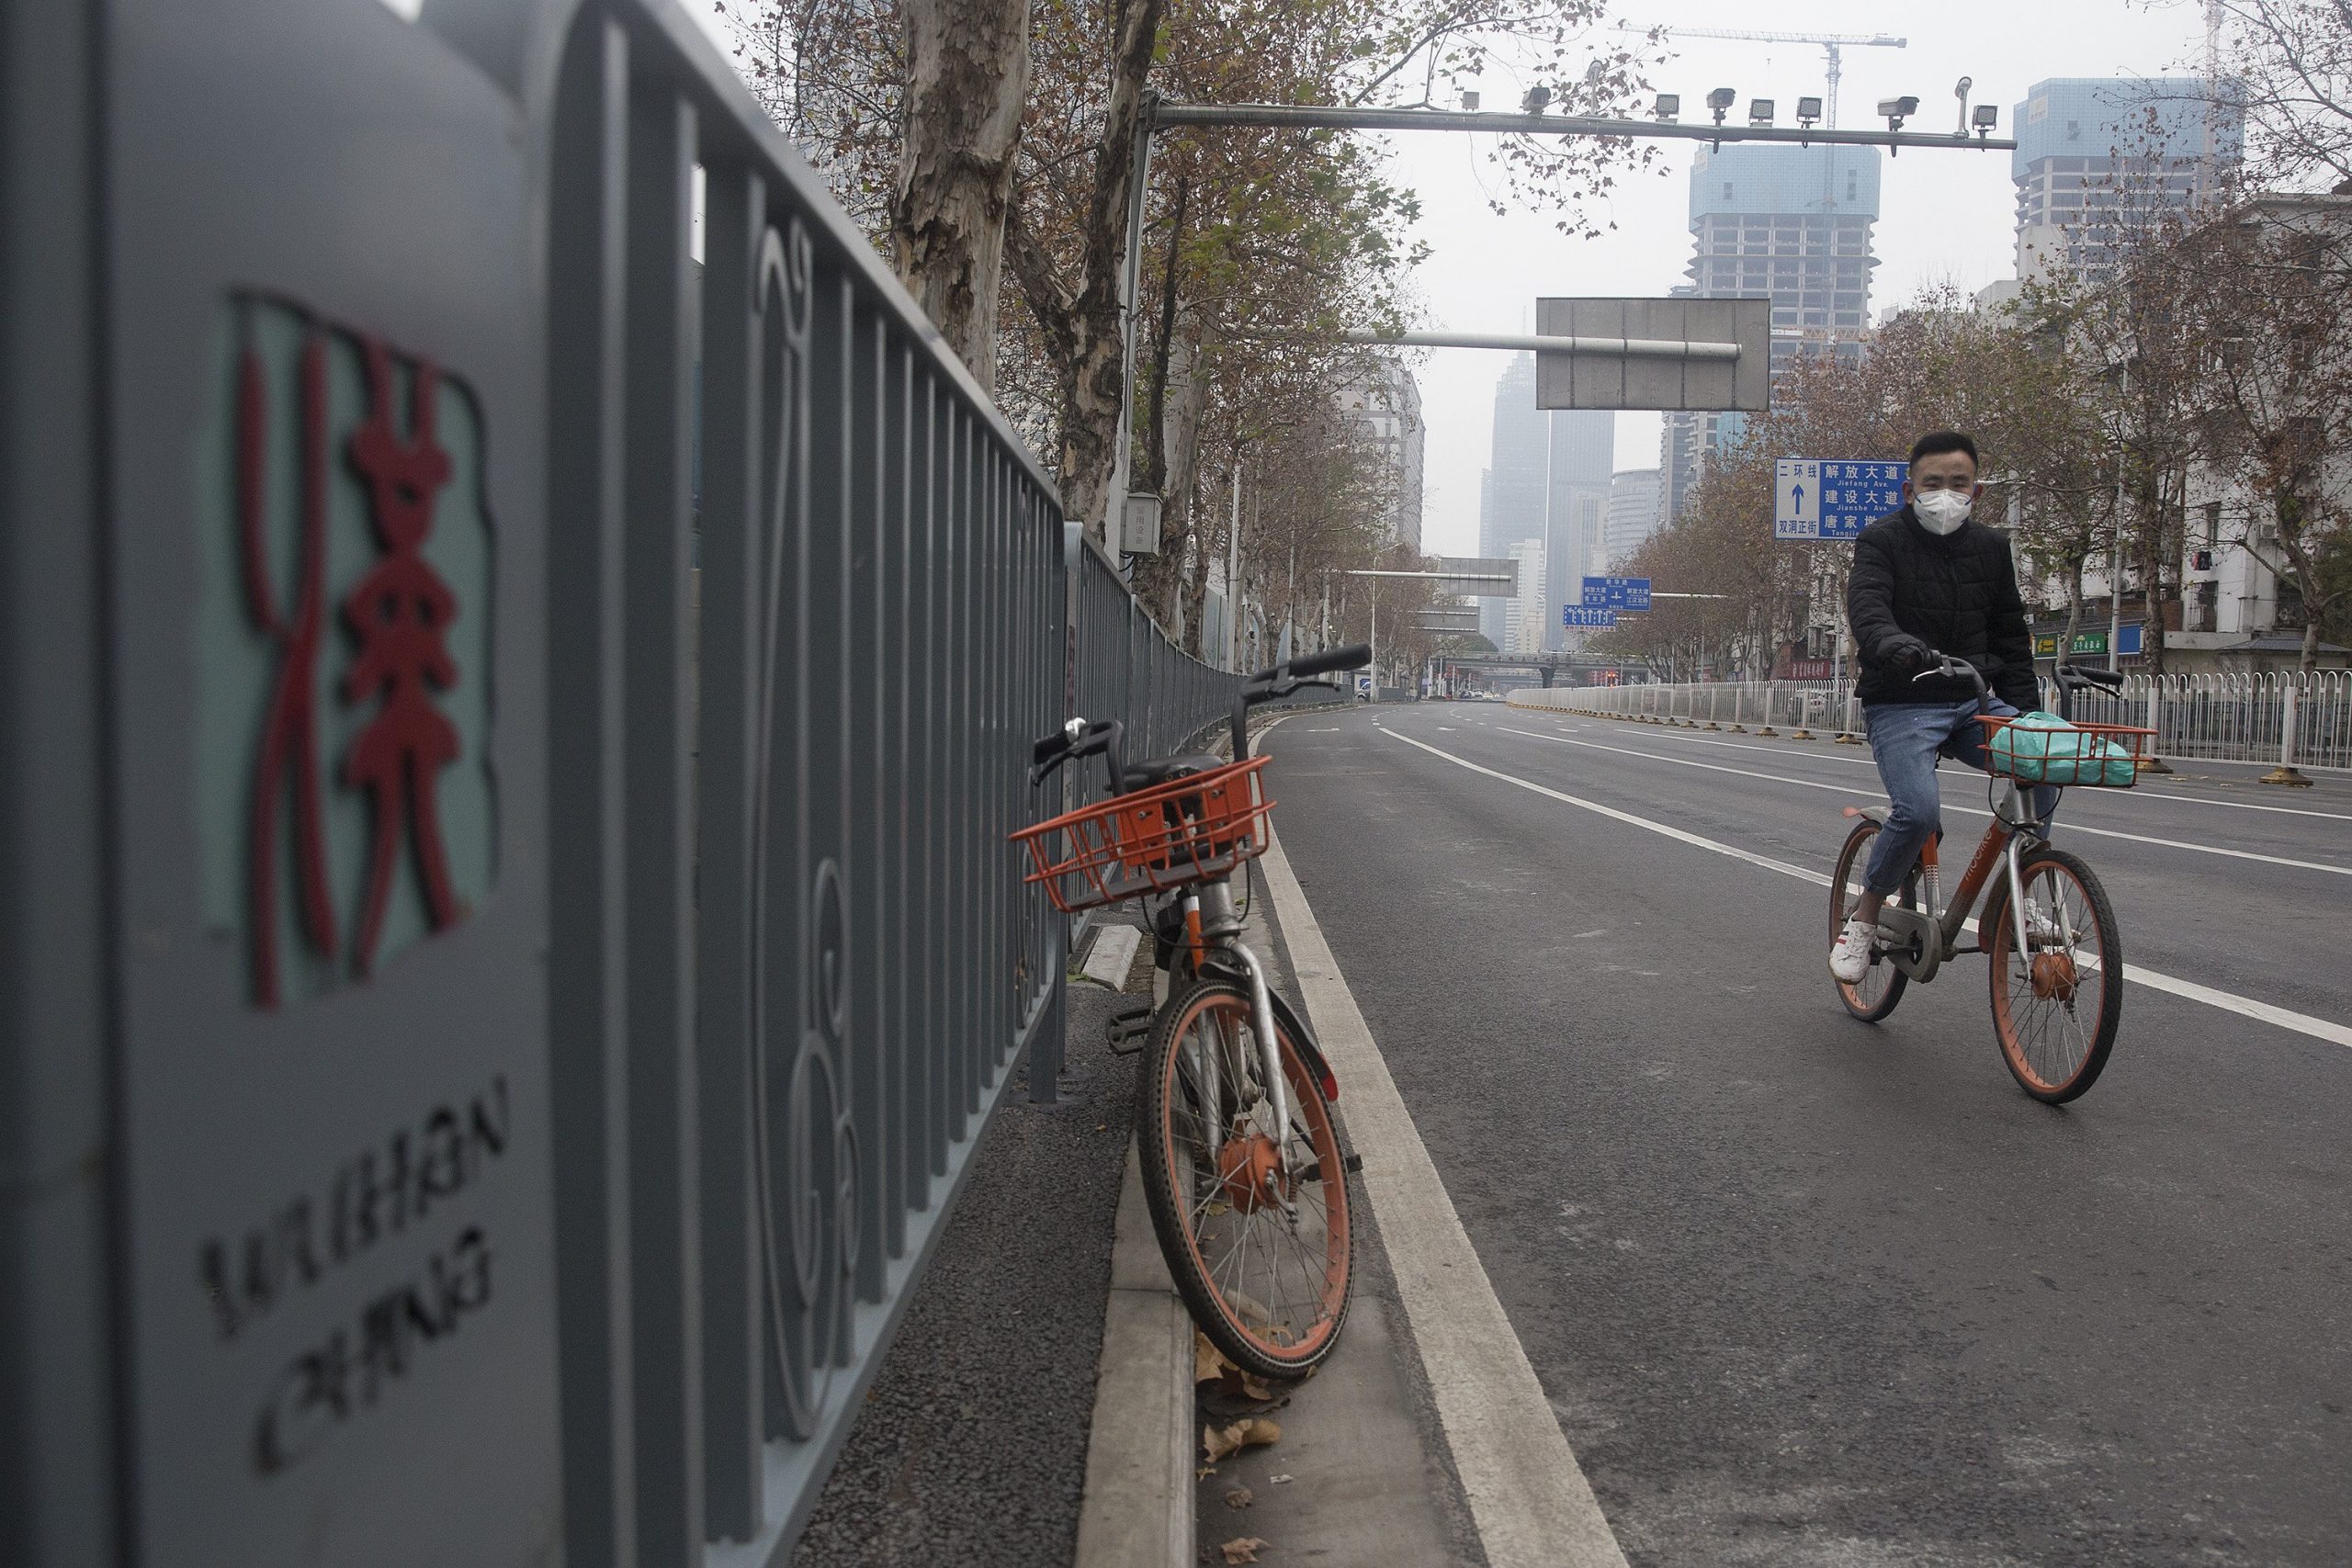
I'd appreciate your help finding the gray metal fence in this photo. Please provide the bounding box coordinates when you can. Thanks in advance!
[0,1,1245,1564]
[1514,671,2352,771]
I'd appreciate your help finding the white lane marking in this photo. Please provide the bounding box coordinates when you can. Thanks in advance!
[1495,727,2352,880]
[1258,826,1630,1568]
[1544,714,2352,823]
[1389,728,2352,1052]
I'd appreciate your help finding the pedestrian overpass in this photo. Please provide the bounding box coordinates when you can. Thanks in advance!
[1438,652,1648,689]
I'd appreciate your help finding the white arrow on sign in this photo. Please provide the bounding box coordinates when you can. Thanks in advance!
[1773,458,1821,539]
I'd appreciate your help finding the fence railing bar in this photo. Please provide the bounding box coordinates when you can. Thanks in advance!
[693,146,765,1542]
[543,17,642,1565]
[618,72,708,1565]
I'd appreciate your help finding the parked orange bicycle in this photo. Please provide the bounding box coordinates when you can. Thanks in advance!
[1830,657,2150,1103]
[1015,646,1368,1378]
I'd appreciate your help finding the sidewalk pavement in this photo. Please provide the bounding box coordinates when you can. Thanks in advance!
[790,929,1145,1566]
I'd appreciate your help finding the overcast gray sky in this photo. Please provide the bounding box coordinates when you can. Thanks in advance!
[1393,0,2210,556]
[686,0,2209,557]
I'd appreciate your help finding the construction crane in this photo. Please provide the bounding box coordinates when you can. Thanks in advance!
[1637,27,1907,130]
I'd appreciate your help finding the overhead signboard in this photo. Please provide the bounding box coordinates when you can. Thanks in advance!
[1430,556,1521,599]
[1580,575,1652,612]
[1774,458,1905,541]
[1563,606,1619,628]
[1534,297,1771,412]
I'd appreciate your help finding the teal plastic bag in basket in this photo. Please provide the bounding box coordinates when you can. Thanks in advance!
[1989,711,2135,786]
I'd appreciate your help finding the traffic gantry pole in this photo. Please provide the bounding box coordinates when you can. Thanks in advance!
[1149,100,2017,152]
[1103,96,2017,538]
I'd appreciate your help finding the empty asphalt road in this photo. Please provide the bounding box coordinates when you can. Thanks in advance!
[1261,699,2352,1567]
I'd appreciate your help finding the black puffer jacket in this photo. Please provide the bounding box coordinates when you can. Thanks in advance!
[1846,505,2039,712]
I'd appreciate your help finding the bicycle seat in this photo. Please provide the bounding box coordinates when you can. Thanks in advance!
[1125,752,1224,789]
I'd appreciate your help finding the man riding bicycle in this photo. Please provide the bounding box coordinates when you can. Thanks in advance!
[1829,431,2054,984]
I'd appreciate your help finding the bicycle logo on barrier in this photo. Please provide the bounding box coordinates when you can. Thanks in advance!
[201,296,497,1009]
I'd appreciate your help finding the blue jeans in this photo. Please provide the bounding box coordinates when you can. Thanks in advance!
[1861,700,2057,896]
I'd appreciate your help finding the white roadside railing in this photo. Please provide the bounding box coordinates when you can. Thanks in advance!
[1511,671,2352,773]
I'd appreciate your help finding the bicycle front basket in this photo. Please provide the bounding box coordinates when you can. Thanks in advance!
[1011,756,1274,913]
[1978,712,2153,787]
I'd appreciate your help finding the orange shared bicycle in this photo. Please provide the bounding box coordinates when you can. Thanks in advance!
[1014,645,1368,1378]
[1830,655,2151,1103]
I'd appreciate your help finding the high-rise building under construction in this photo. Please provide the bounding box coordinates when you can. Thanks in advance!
[1661,142,1882,523]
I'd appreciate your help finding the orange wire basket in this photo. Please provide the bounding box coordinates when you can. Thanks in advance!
[1012,756,1274,914]
[1975,715,2156,787]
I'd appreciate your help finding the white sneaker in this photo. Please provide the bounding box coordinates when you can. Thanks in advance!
[1829,918,1877,983]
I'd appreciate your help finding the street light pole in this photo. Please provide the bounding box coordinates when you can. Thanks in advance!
[1227,457,1243,672]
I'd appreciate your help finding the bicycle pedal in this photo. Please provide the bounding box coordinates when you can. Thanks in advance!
[1104,1005,1153,1054]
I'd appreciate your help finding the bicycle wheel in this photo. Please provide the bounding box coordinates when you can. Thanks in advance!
[1829,818,1915,1022]
[1136,976,1352,1380]
[1984,846,2122,1103]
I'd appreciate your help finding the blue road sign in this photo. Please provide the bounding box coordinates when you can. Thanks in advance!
[1562,605,1619,628]
[1579,575,1653,612]
[1774,458,1906,541]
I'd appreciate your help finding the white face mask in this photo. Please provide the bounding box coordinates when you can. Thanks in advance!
[1914,489,1974,535]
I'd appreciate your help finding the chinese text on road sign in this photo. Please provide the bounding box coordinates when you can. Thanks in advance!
[1579,576,1652,612]
[1563,606,1619,628]
[1773,458,1905,541]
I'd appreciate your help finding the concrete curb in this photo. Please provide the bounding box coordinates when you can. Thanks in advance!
[1073,1141,1193,1567]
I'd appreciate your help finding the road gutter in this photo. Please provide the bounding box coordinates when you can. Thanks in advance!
[1257,820,1631,1568]
[1073,1139,1195,1567]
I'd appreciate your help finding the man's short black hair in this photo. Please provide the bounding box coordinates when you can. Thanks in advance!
[1909,430,1980,469]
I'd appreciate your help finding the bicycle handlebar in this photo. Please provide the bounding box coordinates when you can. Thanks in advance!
[2054,662,2125,691]
[1233,643,1370,760]
[1029,643,1372,794]
[1281,643,1374,682]
[1909,651,2127,728]
[1911,652,1989,701]
[1029,716,1125,790]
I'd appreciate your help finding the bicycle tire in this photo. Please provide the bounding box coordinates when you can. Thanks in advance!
[1984,845,2122,1103]
[1830,818,1914,1022]
[1136,976,1353,1380]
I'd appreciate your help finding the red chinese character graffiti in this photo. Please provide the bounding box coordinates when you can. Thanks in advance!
[240,330,340,1010]
[239,322,468,1006]
[339,338,462,977]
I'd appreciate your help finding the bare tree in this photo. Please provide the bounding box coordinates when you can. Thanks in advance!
[2204,1,2352,192]
[890,0,1030,387]
[2177,194,2352,669]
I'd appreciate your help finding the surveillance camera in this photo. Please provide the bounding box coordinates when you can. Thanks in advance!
[1521,84,1552,114]
[1955,75,1973,98]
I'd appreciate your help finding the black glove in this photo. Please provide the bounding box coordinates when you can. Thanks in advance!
[1878,634,1936,672]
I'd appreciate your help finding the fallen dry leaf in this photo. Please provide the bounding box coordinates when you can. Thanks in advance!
[1195,1332,1238,1385]
[1204,1416,1283,1462]
[1238,1372,1277,1403]
[1196,1465,1217,1481]
[1224,1483,1254,1510]
[1219,1538,1269,1565]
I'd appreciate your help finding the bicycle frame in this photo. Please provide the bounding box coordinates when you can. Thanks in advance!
[1871,776,2050,985]
[1171,876,1297,1185]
